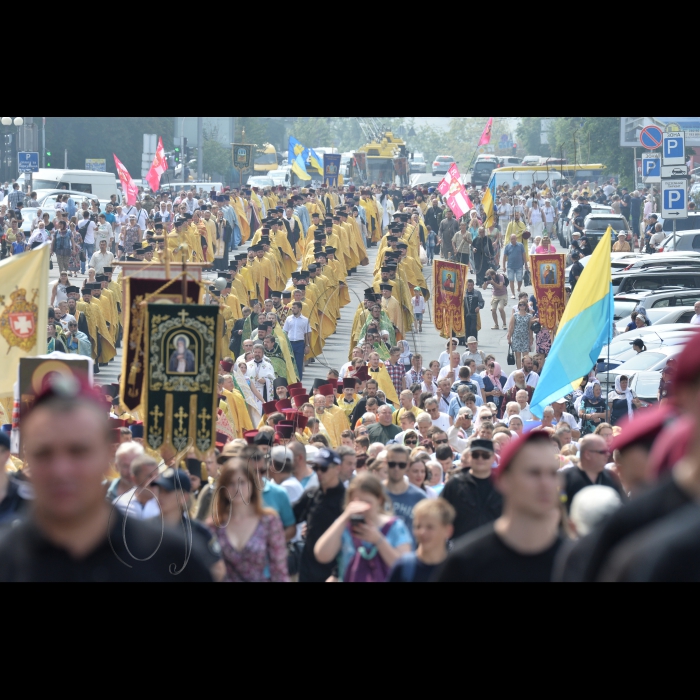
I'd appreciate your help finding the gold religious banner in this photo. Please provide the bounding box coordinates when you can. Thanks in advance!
[144,304,221,460]
[433,261,468,339]
[531,254,567,331]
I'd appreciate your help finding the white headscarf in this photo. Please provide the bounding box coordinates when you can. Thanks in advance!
[614,375,634,420]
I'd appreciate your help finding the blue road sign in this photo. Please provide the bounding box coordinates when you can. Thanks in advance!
[662,179,688,219]
[663,131,686,166]
[640,125,664,150]
[18,152,39,173]
[642,155,661,180]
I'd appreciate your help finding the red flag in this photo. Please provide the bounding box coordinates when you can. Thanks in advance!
[145,137,168,192]
[478,117,494,147]
[113,154,138,206]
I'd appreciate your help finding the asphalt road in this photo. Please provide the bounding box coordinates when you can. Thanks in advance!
[46,236,563,388]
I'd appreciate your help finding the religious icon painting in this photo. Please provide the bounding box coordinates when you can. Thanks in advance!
[144,303,221,458]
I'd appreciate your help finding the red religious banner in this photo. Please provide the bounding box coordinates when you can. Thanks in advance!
[531,253,567,331]
[433,261,468,339]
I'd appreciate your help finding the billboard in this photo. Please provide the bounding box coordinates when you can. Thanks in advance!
[621,117,700,147]
[85,159,107,172]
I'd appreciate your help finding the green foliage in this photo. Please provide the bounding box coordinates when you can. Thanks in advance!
[517,118,550,156]
[38,117,174,175]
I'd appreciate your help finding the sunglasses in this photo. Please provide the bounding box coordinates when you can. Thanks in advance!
[312,465,330,473]
[471,451,493,461]
[387,461,408,470]
[405,439,418,445]
[433,439,449,445]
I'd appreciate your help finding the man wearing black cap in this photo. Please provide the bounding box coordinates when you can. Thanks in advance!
[440,439,502,541]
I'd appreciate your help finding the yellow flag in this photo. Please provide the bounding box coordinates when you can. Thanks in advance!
[0,244,50,397]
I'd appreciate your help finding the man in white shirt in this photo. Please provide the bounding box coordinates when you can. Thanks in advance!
[94,214,114,248]
[460,337,486,368]
[516,390,534,421]
[340,347,364,379]
[448,407,473,453]
[692,301,700,326]
[184,191,198,214]
[424,397,452,431]
[503,355,540,391]
[114,455,159,520]
[78,211,96,260]
[649,223,666,251]
[542,199,558,235]
[438,351,461,383]
[552,399,581,439]
[282,301,312,381]
[88,239,115,275]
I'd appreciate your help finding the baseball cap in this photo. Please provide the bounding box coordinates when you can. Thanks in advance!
[153,468,191,494]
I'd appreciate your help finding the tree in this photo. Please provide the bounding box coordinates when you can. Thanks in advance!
[39,117,174,175]
[517,118,551,157]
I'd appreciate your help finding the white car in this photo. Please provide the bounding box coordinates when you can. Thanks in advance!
[614,306,697,334]
[268,169,291,186]
[246,176,275,189]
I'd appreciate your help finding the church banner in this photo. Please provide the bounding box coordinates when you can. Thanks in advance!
[323,154,342,187]
[531,254,567,331]
[144,304,221,459]
[433,261,468,339]
[121,277,202,411]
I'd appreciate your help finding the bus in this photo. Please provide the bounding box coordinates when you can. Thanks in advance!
[488,164,608,189]
[254,144,282,174]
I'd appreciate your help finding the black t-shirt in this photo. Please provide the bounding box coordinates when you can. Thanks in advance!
[0,509,213,582]
[294,482,346,583]
[389,554,441,583]
[561,200,572,218]
[0,477,30,527]
[569,261,584,288]
[580,477,692,582]
[433,525,563,582]
[618,504,700,582]
[562,467,625,513]
[441,472,503,541]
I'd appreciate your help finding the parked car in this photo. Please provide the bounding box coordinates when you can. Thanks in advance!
[561,204,615,245]
[498,156,522,167]
[614,306,696,334]
[582,214,630,251]
[521,155,542,166]
[245,176,275,189]
[615,289,700,315]
[410,154,427,174]
[471,159,499,187]
[596,370,664,405]
[614,270,700,296]
[620,252,700,271]
[657,229,700,253]
[599,332,695,371]
[432,156,455,176]
[564,253,643,292]
[268,169,291,186]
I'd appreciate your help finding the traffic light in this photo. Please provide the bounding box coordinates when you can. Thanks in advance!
[46,150,51,167]
[174,146,181,164]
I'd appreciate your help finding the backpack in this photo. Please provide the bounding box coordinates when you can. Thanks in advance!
[344,519,397,583]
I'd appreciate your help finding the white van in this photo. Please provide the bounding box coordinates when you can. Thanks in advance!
[490,168,565,190]
[17,169,119,199]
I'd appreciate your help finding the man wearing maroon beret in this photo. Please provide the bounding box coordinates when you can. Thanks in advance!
[435,432,563,582]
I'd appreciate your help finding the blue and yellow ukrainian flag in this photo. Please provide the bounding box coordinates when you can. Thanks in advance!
[530,227,614,418]
[482,174,497,228]
[307,147,324,176]
[288,136,311,181]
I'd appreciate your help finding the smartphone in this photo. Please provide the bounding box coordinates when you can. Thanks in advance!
[350,514,365,526]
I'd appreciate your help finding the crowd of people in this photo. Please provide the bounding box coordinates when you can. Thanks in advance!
[0,171,696,583]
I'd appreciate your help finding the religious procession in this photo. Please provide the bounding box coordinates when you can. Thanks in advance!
[1,115,699,584]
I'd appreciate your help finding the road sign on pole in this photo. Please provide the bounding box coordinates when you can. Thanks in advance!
[662,165,689,178]
[640,125,664,150]
[642,153,661,183]
[18,152,39,173]
[661,179,688,219]
[663,131,686,166]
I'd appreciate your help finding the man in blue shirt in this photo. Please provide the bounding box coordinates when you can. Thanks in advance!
[502,232,528,298]
[384,445,425,543]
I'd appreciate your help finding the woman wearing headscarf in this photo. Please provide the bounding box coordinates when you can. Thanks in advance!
[579,381,607,436]
[607,375,642,426]
[506,414,524,437]
[483,360,506,415]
